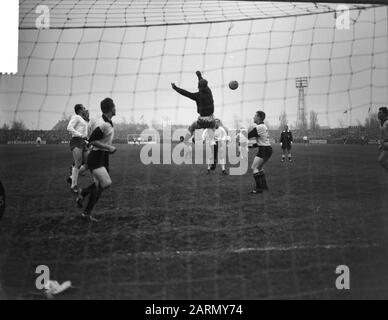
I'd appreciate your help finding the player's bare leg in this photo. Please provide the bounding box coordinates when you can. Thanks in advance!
[287,149,292,162]
[218,141,227,175]
[70,148,83,193]
[378,150,388,171]
[77,167,112,222]
[205,139,214,174]
[79,150,89,175]
[251,156,266,193]
[187,121,199,141]
[185,145,192,161]
[282,149,292,162]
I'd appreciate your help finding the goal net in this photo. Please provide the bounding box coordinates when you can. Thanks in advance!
[0,0,387,300]
[0,0,386,132]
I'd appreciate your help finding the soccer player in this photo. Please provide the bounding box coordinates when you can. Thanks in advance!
[35,136,42,147]
[248,111,273,194]
[280,125,293,162]
[171,71,215,138]
[237,128,248,160]
[180,136,192,161]
[67,109,93,185]
[377,106,388,171]
[67,104,89,193]
[212,119,228,174]
[76,98,116,222]
[202,128,216,174]
[303,135,308,145]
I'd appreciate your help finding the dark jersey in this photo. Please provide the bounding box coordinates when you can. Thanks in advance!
[280,131,293,146]
[89,115,114,151]
[173,86,214,117]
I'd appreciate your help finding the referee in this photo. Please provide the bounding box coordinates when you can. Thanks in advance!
[280,125,293,162]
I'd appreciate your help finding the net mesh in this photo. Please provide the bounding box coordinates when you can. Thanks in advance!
[0,1,388,300]
[0,1,386,130]
[18,1,375,29]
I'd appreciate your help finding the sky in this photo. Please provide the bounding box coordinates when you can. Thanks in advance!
[0,1,387,130]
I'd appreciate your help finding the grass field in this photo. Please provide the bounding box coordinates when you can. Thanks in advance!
[0,143,388,299]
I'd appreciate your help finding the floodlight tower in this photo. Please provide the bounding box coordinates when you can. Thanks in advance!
[295,77,308,133]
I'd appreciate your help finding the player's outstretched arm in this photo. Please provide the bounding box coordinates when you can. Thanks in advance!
[171,83,196,100]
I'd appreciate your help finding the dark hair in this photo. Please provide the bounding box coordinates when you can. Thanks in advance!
[379,106,388,114]
[74,104,83,115]
[179,136,184,142]
[256,111,266,121]
[101,98,115,114]
[198,79,208,88]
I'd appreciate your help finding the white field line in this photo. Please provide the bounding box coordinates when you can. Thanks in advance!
[123,242,380,258]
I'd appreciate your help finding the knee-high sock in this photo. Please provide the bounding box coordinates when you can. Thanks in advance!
[213,142,218,165]
[253,172,262,190]
[259,170,268,189]
[81,182,96,197]
[71,167,80,188]
[84,184,102,214]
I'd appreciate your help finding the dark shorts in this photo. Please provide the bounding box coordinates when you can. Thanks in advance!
[70,137,87,151]
[256,146,273,161]
[189,115,216,133]
[383,140,388,151]
[197,119,215,129]
[281,143,292,151]
[87,150,110,172]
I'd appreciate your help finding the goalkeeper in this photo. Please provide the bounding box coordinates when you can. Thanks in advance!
[171,71,215,138]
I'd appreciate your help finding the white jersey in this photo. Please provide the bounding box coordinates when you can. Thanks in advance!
[202,128,215,144]
[251,123,271,146]
[89,115,114,151]
[67,114,88,138]
[214,126,228,142]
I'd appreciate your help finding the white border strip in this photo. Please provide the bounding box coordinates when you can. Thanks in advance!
[0,0,18,74]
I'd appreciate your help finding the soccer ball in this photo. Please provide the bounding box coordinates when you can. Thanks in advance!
[229,80,239,90]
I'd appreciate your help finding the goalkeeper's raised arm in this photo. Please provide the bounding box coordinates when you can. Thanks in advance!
[172,71,216,137]
[171,83,196,100]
